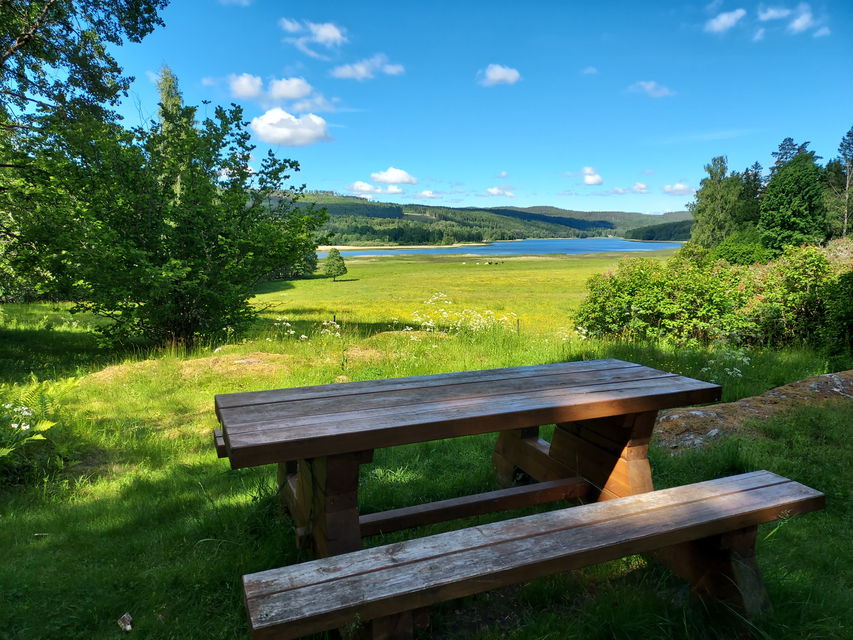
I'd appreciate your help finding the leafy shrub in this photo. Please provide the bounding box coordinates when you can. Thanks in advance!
[708,227,773,265]
[0,379,75,486]
[575,239,852,351]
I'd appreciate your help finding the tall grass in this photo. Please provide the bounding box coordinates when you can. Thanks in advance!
[0,252,850,639]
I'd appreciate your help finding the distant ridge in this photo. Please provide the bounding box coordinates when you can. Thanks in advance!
[296,192,692,246]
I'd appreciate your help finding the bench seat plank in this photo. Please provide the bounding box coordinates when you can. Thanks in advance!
[243,471,824,639]
[224,375,719,467]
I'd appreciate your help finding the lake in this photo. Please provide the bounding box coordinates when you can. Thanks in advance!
[319,237,681,258]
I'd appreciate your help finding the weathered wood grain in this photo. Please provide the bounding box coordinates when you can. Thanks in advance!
[359,477,590,537]
[243,471,824,640]
[223,375,719,468]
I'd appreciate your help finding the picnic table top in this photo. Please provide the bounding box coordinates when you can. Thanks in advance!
[215,359,721,468]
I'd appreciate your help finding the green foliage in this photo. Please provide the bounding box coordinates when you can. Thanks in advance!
[759,152,827,252]
[323,248,348,281]
[708,226,773,265]
[688,156,761,249]
[0,378,75,485]
[624,219,693,241]
[3,71,326,347]
[267,245,318,280]
[575,240,852,350]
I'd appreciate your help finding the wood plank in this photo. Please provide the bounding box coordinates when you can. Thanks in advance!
[220,364,673,428]
[226,377,719,468]
[244,471,790,593]
[216,359,638,410]
[213,429,227,458]
[493,434,574,485]
[359,478,590,537]
[244,473,824,639]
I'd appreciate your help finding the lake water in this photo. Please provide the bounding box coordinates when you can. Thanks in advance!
[319,237,681,258]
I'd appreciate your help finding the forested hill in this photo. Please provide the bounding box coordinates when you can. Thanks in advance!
[295,192,692,245]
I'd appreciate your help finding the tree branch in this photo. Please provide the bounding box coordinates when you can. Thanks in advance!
[0,0,62,69]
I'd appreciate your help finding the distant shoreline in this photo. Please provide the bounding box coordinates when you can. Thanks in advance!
[318,237,682,252]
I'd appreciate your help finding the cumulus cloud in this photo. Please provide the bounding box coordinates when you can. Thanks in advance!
[663,183,693,196]
[250,108,330,146]
[813,26,830,37]
[268,77,313,100]
[281,18,347,59]
[498,170,509,179]
[371,167,418,184]
[758,6,791,21]
[478,64,521,87]
[583,167,603,186]
[628,80,675,98]
[485,186,515,197]
[200,76,217,87]
[417,190,440,199]
[581,66,598,75]
[705,8,747,33]
[631,182,649,194]
[788,4,815,33]
[348,181,403,195]
[331,54,405,81]
[228,73,263,98]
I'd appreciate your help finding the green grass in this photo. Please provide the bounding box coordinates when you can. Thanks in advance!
[0,252,850,639]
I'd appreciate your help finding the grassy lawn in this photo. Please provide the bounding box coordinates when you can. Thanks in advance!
[1,251,850,639]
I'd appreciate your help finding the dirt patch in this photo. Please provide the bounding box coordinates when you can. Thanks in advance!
[655,370,853,451]
[178,352,291,380]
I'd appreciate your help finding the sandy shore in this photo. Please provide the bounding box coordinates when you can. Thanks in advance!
[317,242,488,251]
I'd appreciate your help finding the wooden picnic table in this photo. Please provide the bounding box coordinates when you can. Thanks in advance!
[214,358,721,557]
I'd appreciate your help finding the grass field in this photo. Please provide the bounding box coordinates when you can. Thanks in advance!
[1,251,850,639]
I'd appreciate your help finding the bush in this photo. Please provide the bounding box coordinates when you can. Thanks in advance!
[708,227,773,265]
[0,379,75,486]
[575,239,852,351]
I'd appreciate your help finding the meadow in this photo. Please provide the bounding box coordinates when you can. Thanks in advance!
[1,251,850,639]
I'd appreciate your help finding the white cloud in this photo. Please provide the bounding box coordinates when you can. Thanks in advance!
[417,190,440,199]
[371,167,418,184]
[758,7,791,21]
[331,54,405,81]
[581,66,598,75]
[663,183,693,195]
[348,181,403,195]
[788,4,815,33]
[145,70,160,84]
[220,0,252,6]
[279,17,302,32]
[705,8,746,33]
[753,27,766,41]
[478,64,521,87]
[485,186,515,197]
[282,19,348,59]
[813,26,830,37]
[628,80,675,98]
[632,182,649,194]
[292,94,338,113]
[200,76,217,87]
[250,108,330,146]
[498,170,509,179]
[583,167,603,185]
[644,169,655,175]
[268,77,313,100]
[228,73,263,98]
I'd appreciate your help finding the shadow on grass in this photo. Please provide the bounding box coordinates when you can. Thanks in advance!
[0,326,120,384]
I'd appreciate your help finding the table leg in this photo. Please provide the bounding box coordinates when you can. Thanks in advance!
[548,411,658,501]
[279,450,373,557]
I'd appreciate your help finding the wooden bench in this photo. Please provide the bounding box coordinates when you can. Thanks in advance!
[242,470,824,639]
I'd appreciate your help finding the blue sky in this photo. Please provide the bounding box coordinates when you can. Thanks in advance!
[113,1,852,214]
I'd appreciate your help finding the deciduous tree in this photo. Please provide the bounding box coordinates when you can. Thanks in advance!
[324,248,347,282]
